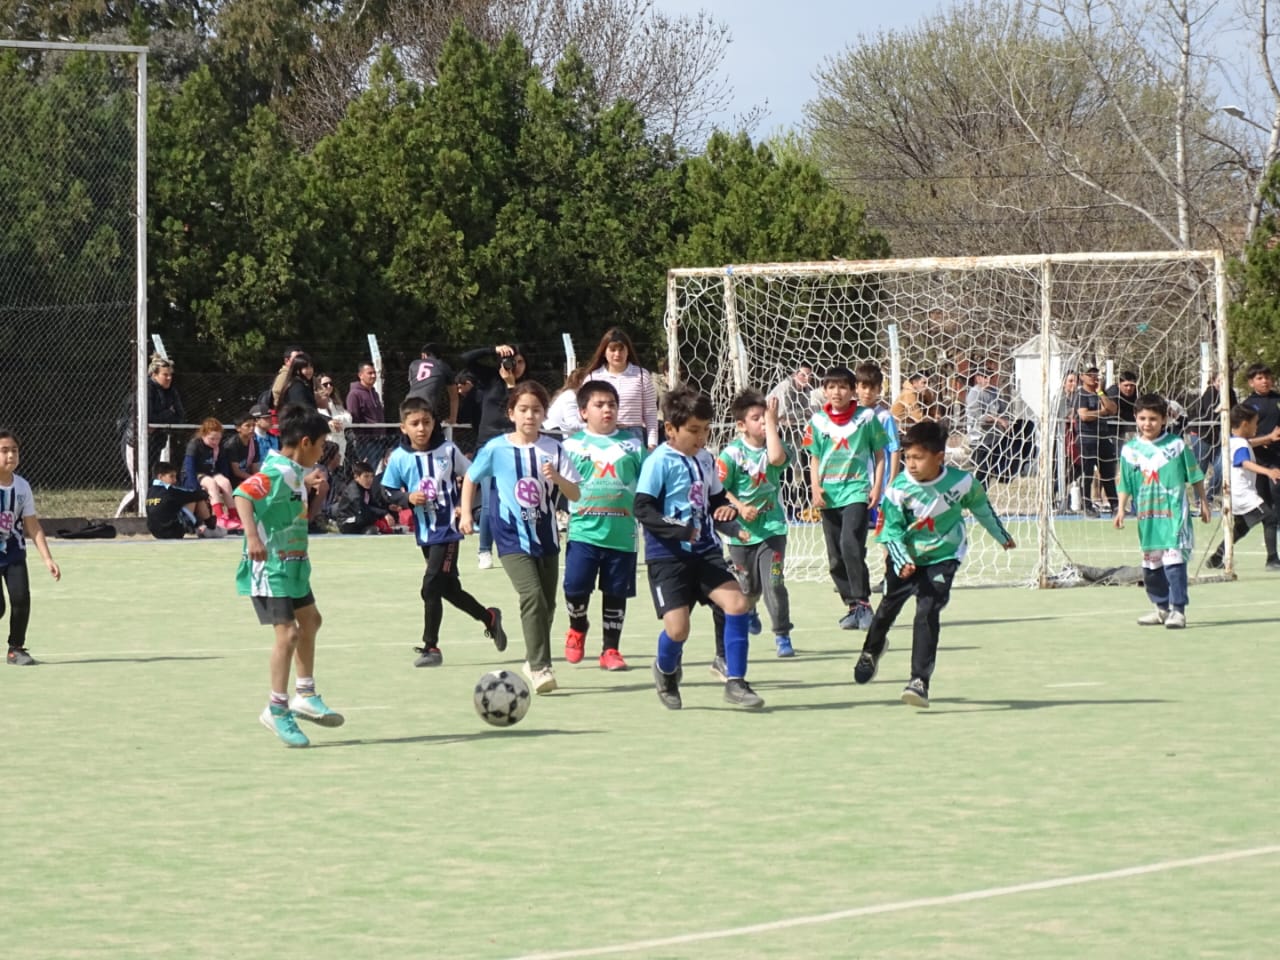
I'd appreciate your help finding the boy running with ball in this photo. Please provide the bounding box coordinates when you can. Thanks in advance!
[1114,394,1210,628]
[852,420,1014,707]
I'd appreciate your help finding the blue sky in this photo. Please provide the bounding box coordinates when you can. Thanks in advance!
[660,0,945,133]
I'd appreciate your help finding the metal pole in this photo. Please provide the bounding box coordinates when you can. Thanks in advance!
[134,50,150,516]
[1214,251,1235,578]
[1036,258,1055,587]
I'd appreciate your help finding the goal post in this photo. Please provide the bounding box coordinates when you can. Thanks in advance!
[665,251,1231,587]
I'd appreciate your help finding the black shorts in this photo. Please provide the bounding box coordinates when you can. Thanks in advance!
[251,591,317,626]
[647,554,736,617]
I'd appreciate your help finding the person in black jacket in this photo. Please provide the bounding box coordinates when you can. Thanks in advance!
[276,353,319,412]
[145,462,225,540]
[1185,371,1237,500]
[333,460,393,534]
[459,343,526,568]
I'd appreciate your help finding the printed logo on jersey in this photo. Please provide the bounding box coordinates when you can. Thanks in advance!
[593,460,618,479]
[514,477,542,508]
[0,511,13,535]
[689,481,705,509]
[419,477,438,500]
[716,458,729,481]
[239,473,273,499]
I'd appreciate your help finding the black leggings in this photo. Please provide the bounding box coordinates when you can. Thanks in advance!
[0,560,32,649]
[421,542,490,645]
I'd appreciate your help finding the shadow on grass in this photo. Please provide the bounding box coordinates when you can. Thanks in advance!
[921,697,1171,715]
[309,728,603,748]
[39,655,225,665]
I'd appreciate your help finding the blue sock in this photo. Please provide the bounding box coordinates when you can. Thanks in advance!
[1143,567,1170,608]
[723,613,750,679]
[656,630,682,674]
[1165,563,1189,611]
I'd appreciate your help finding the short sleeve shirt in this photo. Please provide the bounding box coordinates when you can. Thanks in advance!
[1117,433,1204,552]
[716,437,788,543]
[803,408,889,508]
[381,442,471,546]
[407,356,455,418]
[467,435,582,558]
[0,475,36,567]
[234,450,312,598]
[562,430,646,552]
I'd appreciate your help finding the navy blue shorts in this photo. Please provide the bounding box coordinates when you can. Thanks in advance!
[562,540,637,598]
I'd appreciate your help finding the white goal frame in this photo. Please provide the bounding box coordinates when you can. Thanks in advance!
[665,250,1232,587]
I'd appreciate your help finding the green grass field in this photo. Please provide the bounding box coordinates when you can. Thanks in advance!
[3,535,1277,960]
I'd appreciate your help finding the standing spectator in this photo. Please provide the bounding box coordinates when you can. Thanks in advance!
[1076,366,1119,516]
[965,369,1011,487]
[543,367,587,438]
[1105,370,1139,447]
[407,343,458,424]
[346,361,390,470]
[459,343,527,569]
[453,371,481,456]
[1243,362,1280,513]
[1057,371,1082,511]
[768,362,817,517]
[276,354,318,412]
[116,354,189,516]
[889,372,935,428]
[266,345,305,413]
[582,327,660,449]
[1186,371,1236,501]
[314,373,353,461]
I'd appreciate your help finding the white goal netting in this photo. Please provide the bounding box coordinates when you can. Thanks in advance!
[666,251,1230,587]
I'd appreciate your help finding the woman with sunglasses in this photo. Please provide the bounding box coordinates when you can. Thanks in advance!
[315,373,354,460]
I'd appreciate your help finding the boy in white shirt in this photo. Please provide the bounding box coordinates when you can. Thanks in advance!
[1206,404,1280,570]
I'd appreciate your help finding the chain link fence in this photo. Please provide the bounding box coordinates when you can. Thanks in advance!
[0,42,143,519]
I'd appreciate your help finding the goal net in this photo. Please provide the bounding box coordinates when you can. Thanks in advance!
[0,41,145,518]
[665,252,1230,587]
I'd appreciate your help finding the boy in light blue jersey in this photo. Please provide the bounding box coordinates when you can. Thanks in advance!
[462,382,581,694]
[852,420,1014,708]
[560,380,647,671]
[855,362,902,484]
[636,386,763,711]
[381,397,507,668]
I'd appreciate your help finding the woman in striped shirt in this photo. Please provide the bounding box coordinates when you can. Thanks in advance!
[583,328,659,449]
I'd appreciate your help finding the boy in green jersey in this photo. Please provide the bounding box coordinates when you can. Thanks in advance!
[560,380,646,670]
[1114,394,1210,629]
[717,389,795,657]
[235,405,342,748]
[852,420,1015,708]
[804,365,890,631]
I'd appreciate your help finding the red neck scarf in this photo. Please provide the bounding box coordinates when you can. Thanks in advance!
[824,402,856,426]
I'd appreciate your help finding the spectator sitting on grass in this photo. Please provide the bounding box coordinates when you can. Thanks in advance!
[333,460,394,535]
[309,441,343,534]
[220,413,260,486]
[146,462,226,540]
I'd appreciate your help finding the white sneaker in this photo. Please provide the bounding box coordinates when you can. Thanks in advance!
[1136,608,1168,626]
[522,660,558,694]
[1164,610,1186,629]
[197,525,228,539]
[477,551,494,570]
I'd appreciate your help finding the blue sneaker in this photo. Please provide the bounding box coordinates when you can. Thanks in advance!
[259,704,310,747]
[775,635,795,658]
[289,692,346,728]
[747,611,763,636]
[838,608,860,629]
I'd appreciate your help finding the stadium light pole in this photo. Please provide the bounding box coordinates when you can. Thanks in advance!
[1220,104,1269,133]
[1220,104,1280,247]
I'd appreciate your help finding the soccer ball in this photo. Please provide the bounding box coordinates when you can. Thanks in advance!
[473,670,531,727]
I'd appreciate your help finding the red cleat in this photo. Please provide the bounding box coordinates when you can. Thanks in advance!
[598,648,628,671]
[564,628,586,664]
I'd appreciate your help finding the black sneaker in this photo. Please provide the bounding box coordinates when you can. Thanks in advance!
[838,609,860,630]
[853,639,888,685]
[6,647,36,666]
[708,655,727,681]
[652,662,683,710]
[723,678,765,709]
[414,646,443,667]
[484,608,508,651]
[1205,552,1224,569]
[853,601,875,631]
[901,678,930,708]
[1266,559,1280,572]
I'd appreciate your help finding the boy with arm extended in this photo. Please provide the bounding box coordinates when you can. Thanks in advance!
[806,365,889,632]
[560,380,647,671]
[1114,394,1211,629]
[635,386,764,711]
[717,390,795,658]
[380,397,507,668]
[852,420,1015,707]
[235,405,343,748]
[1206,404,1280,571]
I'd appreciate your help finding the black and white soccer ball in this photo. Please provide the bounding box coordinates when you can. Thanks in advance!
[473,670,531,727]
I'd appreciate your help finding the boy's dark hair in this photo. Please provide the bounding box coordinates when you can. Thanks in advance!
[352,460,374,476]
[237,411,255,426]
[1246,361,1273,380]
[507,379,550,412]
[576,379,620,412]
[853,362,884,388]
[0,429,16,447]
[902,419,947,454]
[155,460,177,477]
[1230,403,1260,429]
[277,404,331,447]
[321,440,340,463]
[399,395,434,419]
[1134,393,1169,418]
[1119,370,1139,384]
[730,388,767,422]
[821,366,854,387]
[662,385,714,426]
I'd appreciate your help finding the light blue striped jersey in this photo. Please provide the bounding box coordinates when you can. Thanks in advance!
[381,441,470,546]
[636,443,723,561]
[0,475,35,567]
[467,435,581,558]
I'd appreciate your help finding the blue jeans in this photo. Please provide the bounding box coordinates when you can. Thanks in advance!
[1187,434,1221,499]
